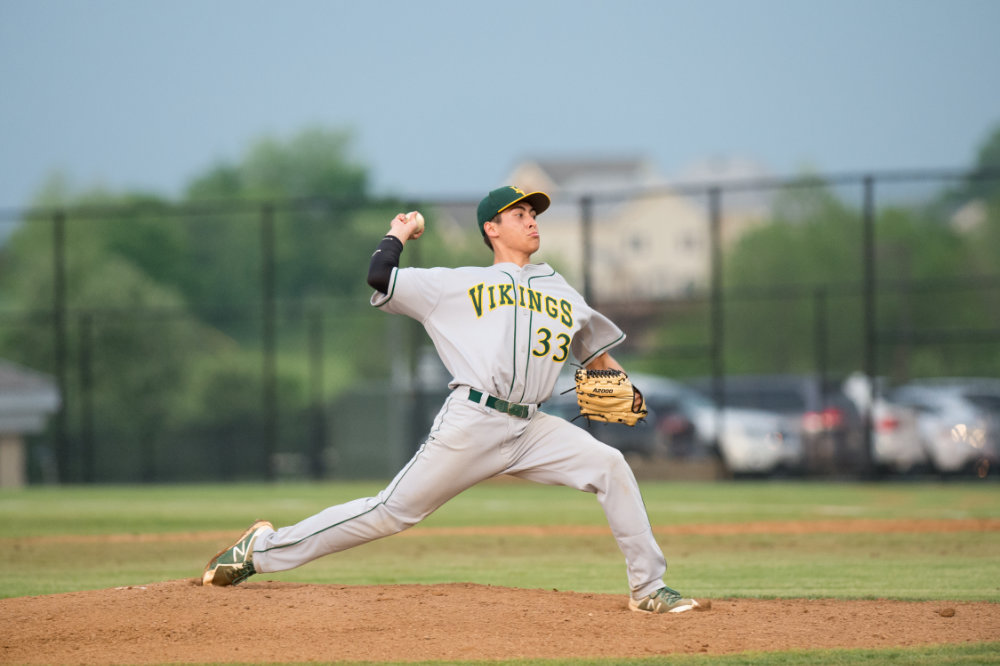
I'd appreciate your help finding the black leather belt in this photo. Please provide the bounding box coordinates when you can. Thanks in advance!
[468,389,531,419]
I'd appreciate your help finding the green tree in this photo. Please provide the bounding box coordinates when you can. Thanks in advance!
[0,192,216,480]
[961,124,1000,278]
[719,178,866,375]
[952,122,1000,202]
[713,167,993,380]
[936,122,1000,224]
[182,127,381,313]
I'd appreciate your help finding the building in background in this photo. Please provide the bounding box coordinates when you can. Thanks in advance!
[0,360,60,487]
[504,157,706,302]
[433,155,772,304]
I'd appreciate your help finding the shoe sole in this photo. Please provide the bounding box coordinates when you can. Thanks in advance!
[201,519,273,586]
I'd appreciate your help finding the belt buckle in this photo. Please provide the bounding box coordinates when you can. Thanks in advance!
[487,395,529,418]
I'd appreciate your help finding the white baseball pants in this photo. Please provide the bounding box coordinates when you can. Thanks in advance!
[252,388,668,598]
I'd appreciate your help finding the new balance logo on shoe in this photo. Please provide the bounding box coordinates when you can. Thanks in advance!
[202,520,273,587]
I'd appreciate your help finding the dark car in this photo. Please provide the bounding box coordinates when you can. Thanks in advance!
[541,371,717,460]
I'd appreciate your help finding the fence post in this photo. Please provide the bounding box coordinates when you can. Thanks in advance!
[78,312,95,483]
[308,309,326,479]
[580,195,594,303]
[708,187,725,448]
[261,203,277,480]
[51,210,71,483]
[861,176,877,476]
[814,286,828,394]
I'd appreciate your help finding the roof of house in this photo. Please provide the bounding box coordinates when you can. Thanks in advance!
[515,156,661,194]
[0,360,60,434]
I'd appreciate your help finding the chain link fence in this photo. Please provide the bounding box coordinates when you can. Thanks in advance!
[1,168,997,483]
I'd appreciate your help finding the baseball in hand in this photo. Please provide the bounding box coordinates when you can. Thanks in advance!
[406,211,425,236]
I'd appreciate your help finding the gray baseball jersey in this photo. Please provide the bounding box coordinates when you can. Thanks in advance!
[251,261,669,598]
[375,262,622,403]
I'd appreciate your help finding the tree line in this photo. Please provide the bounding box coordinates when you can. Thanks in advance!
[0,124,997,481]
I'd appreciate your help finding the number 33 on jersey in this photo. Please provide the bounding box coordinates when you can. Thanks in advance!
[372,262,625,406]
[468,280,572,362]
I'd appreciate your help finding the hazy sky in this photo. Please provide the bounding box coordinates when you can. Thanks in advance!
[2,0,999,209]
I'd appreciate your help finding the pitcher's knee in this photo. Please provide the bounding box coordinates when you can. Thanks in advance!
[376,502,429,536]
[580,445,633,489]
[602,445,629,470]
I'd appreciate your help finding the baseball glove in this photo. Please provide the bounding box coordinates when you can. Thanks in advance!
[574,368,648,426]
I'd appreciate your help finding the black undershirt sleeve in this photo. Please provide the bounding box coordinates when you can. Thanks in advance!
[366,235,404,293]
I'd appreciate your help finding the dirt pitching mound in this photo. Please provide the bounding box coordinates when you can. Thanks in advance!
[2,579,997,664]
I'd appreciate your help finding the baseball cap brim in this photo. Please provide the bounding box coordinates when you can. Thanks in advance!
[477,186,551,234]
[499,191,550,217]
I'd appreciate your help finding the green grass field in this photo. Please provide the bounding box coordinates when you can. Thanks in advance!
[1,479,998,664]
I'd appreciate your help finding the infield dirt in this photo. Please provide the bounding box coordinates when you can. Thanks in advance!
[1,578,998,664]
[2,518,999,664]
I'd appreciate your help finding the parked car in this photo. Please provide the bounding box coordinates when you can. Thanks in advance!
[692,374,865,476]
[842,372,928,474]
[712,405,804,476]
[886,378,1000,477]
[628,373,718,458]
[541,371,717,460]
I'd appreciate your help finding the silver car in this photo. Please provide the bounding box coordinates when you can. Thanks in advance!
[887,378,1000,477]
[843,373,928,474]
[692,374,865,477]
[713,406,804,476]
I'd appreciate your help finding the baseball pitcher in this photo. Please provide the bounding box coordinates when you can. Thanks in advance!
[202,185,709,614]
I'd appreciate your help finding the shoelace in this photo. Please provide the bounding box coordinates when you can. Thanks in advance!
[231,561,256,584]
[584,369,623,378]
[654,587,683,604]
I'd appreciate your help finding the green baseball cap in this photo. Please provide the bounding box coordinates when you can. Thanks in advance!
[476,186,551,235]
